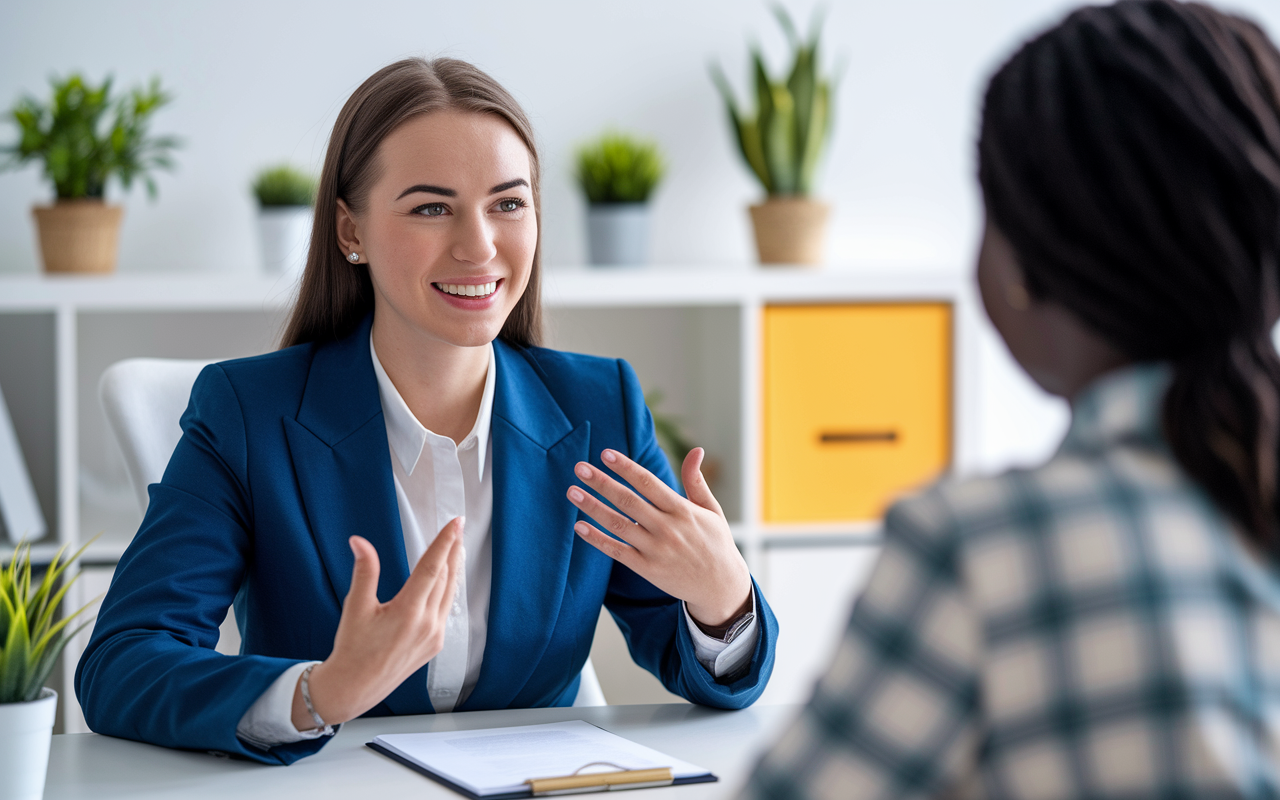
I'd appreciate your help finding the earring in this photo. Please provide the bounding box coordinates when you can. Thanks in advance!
[1005,281,1031,311]
[348,252,360,263]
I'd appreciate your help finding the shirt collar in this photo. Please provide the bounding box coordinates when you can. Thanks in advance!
[1059,361,1172,454]
[369,333,495,480]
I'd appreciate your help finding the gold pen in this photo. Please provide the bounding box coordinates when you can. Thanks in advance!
[525,763,674,795]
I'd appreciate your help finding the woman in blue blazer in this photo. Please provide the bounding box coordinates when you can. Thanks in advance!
[75,58,777,764]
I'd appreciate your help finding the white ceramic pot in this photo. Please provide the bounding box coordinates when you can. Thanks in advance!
[0,688,57,800]
[257,206,313,276]
[586,203,650,266]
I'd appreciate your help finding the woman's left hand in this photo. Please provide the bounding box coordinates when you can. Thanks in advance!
[567,447,752,629]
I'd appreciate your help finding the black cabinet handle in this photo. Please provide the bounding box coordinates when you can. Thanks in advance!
[819,430,898,444]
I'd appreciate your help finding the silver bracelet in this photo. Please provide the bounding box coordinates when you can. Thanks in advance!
[299,664,335,736]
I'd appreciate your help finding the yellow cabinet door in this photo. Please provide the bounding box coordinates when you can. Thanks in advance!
[763,303,952,522]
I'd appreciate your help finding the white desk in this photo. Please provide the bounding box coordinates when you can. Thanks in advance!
[44,703,798,799]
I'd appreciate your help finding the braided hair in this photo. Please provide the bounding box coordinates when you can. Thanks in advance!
[979,0,1280,550]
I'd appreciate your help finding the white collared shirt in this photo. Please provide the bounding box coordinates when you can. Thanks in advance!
[374,337,495,713]
[236,336,756,750]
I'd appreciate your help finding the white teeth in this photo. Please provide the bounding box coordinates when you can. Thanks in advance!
[435,281,497,298]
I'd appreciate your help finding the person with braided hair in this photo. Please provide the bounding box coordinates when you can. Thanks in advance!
[740,1,1280,798]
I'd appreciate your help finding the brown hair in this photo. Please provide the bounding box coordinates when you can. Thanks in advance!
[280,57,543,349]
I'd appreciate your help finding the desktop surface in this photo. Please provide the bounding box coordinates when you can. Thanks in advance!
[45,703,797,799]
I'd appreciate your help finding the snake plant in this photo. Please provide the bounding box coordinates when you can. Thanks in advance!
[711,6,834,196]
[0,541,95,703]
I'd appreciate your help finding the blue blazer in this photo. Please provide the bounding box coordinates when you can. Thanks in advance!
[76,315,778,764]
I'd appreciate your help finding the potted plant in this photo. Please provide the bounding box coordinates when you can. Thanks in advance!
[252,164,316,276]
[712,7,835,266]
[575,132,665,266]
[0,541,94,800]
[1,74,180,274]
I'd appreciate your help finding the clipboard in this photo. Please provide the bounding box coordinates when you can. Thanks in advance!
[365,720,718,799]
[367,742,718,799]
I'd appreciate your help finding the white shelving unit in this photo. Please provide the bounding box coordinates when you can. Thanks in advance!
[0,264,981,721]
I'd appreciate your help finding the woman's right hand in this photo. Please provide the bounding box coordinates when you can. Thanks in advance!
[291,517,464,730]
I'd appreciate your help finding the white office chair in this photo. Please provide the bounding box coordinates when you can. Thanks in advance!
[99,357,608,705]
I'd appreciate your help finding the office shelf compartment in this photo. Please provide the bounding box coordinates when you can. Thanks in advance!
[0,312,58,549]
[545,304,743,523]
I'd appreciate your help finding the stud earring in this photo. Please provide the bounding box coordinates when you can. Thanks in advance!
[348,252,360,263]
[1005,281,1031,311]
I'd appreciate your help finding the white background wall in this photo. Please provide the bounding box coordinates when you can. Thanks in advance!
[0,0,1272,275]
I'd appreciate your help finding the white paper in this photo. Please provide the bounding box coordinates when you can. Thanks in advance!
[373,720,711,797]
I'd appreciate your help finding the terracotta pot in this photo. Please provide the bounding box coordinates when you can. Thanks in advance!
[748,196,830,266]
[31,199,124,274]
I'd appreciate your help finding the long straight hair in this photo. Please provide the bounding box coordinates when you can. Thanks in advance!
[280,58,543,349]
[979,1,1280,550]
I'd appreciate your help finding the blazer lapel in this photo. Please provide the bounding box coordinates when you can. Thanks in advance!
[283,315,411,608]
[462,341,589,710]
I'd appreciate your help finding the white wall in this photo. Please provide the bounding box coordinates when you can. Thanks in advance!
[3,0,1274,276]
[3,0,1278,475]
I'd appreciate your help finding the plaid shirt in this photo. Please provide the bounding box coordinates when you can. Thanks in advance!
[742,363,1280,800]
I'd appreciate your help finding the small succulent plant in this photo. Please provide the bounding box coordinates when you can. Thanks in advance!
[252,164,317,207]
[576,132,665,204]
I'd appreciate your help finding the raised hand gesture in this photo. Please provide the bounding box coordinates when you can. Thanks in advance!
[291,517,464,730]
[567,448,752,630]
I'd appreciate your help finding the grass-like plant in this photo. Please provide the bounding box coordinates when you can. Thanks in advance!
[710,6,835,196]
[575,133,665,204]
[0,541,95,704]
[252,164,317,207]
[1,73,180,200]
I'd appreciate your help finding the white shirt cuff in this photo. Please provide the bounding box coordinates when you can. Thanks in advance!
[236,661,329,750]
[682,589,759,679]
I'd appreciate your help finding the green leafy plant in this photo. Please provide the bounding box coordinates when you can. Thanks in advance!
[575,132,665,204]
[1,73,180,200]
[252,164,317,207]
[710,6,835,196]
[0,541,96,704]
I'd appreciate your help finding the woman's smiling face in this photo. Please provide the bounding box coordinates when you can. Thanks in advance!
[340,109,537,349]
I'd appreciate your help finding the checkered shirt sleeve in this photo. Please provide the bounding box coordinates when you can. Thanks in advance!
[741,491,982,800]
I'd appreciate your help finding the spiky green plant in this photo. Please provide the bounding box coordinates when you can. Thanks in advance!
[575,132,665,204]
[0,541,96,704]
[710,6,835,196]
[252,164,317,207]
[1,73,180,200]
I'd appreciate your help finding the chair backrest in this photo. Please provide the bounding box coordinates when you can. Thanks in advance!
[99,358,213,514]
[573,657,607,707]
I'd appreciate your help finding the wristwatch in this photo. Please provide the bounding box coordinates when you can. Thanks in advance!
[691,598,755,643]
[718,611,756,644]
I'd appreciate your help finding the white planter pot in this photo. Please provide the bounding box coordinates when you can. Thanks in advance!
[586,203,650,266]
[0,688,57,800]
[257,206,313,276]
